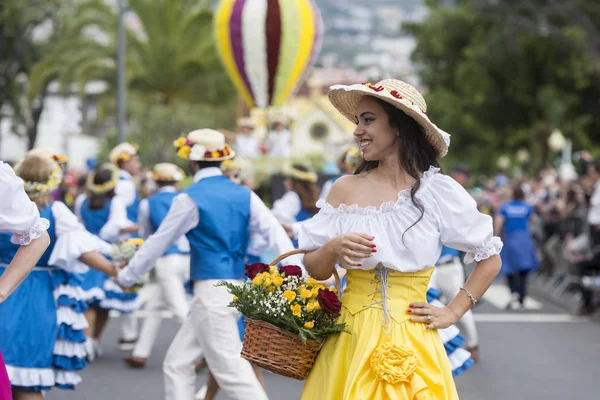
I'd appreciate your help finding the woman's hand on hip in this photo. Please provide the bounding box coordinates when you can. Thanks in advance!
[331,233,375,267]
[408,302,460,330]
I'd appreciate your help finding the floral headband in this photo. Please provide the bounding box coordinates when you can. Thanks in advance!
[21,161,63,195]
[87,164,119,195]
[284,167,318,183]
[173,137,233,160]
[220,159,239,173]
[112,144,139,164]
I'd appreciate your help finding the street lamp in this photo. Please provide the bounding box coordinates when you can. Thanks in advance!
[117,0,127,144]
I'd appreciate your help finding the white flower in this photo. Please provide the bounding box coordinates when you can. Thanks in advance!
[188,144,207,160]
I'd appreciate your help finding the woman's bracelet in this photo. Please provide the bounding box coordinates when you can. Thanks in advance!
[460,286,478,307]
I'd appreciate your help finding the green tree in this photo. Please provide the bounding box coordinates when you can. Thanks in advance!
[405,0,600,174]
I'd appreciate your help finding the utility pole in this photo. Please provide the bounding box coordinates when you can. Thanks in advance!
[117,0,126,144]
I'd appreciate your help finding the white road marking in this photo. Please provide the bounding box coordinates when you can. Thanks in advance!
[474,313,589,323]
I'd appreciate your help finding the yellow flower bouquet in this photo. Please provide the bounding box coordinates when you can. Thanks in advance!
[218,250,346,380]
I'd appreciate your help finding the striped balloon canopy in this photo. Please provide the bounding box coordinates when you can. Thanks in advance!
[214,0,324,108]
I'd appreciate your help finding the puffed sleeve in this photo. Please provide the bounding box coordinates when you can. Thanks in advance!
[49,202,113,273]
[298,199,342,251]
[430,174,503,264]
[0,162,50,245]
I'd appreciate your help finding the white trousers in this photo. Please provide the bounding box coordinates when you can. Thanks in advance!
[430,258,479,348]
[120,312,139,341]
[133,254,190,359]
[163,279,267,400]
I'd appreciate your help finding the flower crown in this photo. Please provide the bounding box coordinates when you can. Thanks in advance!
[173,137,233,160]
[21,161,63,195]
[112,144,139,164]
[284,167,318,183]
[87,164,119,195]
[220,159,239,173]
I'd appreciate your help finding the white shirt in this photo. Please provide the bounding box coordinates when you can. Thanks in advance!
[271,191,305,239]
[0,162,49,245]
[266,129,291,158]
[138,186,190,252]
[235,134,260,159]
[116,169,137,207]
[588,181,600,225]
[118,167,300,287]
[299,167,503,272]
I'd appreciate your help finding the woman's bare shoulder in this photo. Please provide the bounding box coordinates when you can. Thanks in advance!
[325,174,368,207]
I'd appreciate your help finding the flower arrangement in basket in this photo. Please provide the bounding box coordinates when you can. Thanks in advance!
[218,250,347,380]
[111,238,146,293]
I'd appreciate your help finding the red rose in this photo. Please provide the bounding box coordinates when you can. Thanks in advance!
[279,265,303,278]
[245,263,270,279]
[317,288,342,318]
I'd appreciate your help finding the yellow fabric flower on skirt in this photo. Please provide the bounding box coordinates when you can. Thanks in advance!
[370,343,418,384]
[304,321,314,329]
[291,304,302,317]
[283,290,297,302]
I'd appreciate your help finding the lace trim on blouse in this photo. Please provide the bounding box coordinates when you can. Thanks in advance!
[11,217,50,246]
[316,166,440,215]
[464,237,503,264]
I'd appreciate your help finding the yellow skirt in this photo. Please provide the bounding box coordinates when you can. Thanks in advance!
[301,268,459,400]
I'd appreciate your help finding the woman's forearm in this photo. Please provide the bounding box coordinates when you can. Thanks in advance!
[79,252,117,276]
[0,232,50,302]
[304,239,339,280]
[447,255,501,319]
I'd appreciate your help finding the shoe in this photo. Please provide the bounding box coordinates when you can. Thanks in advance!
[195,359,207,372]
[466,346,480,364]
[573,306,596,316]
[506,293,520,310]
[194,384,207,400]
[124,355,146,369]
[84,339,96,363]
[119,338,137,352]
[93,339,103,358]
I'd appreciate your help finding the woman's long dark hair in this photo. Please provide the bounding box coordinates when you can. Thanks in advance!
[354,97,440,241]
[88,167,116,209]
[291,164,321,214]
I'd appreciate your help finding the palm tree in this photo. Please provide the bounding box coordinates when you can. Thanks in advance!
[29,0,234,108]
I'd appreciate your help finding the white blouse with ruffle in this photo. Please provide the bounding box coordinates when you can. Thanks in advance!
[0,162,49,245]
[298,167,503,272]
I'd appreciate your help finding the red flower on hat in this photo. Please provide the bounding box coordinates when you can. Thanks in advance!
[389,90,402,99]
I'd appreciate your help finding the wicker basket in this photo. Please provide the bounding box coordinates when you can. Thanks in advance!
[240,249,340,380]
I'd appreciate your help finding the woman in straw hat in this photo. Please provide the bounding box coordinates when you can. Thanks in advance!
[0,162,51,400]
[0,155,119,398]
[299,79,503,399]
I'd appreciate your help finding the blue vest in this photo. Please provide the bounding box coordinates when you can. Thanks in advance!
[147,191,189,256]
[80,198,111,235]
[184,175,251,280]
[0,205,57,267]
[119,176,140,223]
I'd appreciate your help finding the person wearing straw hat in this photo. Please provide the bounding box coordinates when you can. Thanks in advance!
[109,142,143,351]
[231,117,261,159]
[298,79,503,399]
[320,145,361,200]
[123,163,192,369]
[265,116,292,158]
[117,129,299,400]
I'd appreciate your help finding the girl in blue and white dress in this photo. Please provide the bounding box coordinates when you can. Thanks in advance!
[75,164,141,360]
[0,156,118,399]
[272,164,321,247]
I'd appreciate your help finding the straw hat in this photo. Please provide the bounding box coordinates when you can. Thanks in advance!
[109,143,138,164]
[152,163,185,182]
[173,129,235,162]
[27,147,68,164]
[328,79,451,158]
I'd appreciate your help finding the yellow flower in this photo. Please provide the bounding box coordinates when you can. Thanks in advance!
[125,238,145,246]
[173,137,186,148]
[267,286,275,293]
[306,302,315,312]
[307,277,317,286]
[177,146,191,159]
[304,321,314,329]
[273,276,284,287]
[370,343,418,384]
[283,290,296,302]
[270,271,281,280]
[233,296,239,302]
[252,275,263,286]
[314,301,321,310]
[263,277,272,287]
[291,304,302,317]
[330,287,338,294]
[269,265,277,273]
[119,152,131,162]
[211,151,220,158]
[300,288,312,299]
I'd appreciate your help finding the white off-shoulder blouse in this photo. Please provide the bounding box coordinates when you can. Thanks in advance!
[298,167,503,272]
[0,162,49,245]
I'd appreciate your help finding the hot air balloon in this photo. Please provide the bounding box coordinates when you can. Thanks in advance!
[214,0,324,108]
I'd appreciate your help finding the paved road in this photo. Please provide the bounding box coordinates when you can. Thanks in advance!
[47,284,600,400]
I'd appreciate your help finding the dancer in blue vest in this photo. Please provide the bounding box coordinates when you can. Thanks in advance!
[0,155,118,399]
[76,164,140,362]
[109,142,143,351]
[0,161,51,400]
[118,129,300,400]
[272,164,321,246]
[124,163,192,369]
